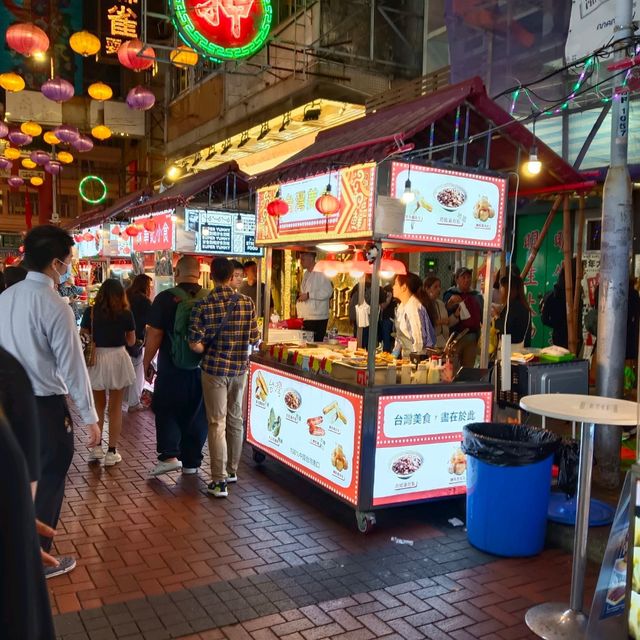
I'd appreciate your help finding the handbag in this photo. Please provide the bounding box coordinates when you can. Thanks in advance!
[82,307,97,368]
[126,339,144,359]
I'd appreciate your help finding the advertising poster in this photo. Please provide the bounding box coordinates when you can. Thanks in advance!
[372,391,492,506]
[102,224,133,257]
[388,162,507,250]
[75,226,103,258]
[247,363,363,505]
[132,212,174,252]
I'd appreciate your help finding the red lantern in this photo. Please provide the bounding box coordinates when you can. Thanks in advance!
[143,218,156,232]
[117,39,155,71]
[74,234,83,243]
[267,198,289,217]
[111,225,121,236]
[83,232,94,242]
[6,22,49,57]
[125,224,140,237]
[315,189,341,216]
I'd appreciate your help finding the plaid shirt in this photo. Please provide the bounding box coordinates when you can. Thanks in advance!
[189,285,259,377]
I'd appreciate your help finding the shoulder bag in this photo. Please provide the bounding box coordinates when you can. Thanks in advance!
[82,307,97,367]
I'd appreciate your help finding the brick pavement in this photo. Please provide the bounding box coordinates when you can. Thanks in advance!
[50,409,597,639]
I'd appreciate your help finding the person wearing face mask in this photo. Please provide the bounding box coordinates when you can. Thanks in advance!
[0,225,100,579]
[58,272,84,323]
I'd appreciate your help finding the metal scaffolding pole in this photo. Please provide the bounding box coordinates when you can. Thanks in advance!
[595,0,634,488]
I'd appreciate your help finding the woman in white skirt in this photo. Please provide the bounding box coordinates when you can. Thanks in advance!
[80,279,136,466]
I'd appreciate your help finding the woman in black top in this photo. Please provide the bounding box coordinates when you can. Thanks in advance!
[81,279,136,466]
[125,274,153,412]
[494,275,532,348]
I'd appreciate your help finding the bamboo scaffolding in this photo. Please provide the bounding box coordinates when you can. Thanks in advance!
[520,195,563,279]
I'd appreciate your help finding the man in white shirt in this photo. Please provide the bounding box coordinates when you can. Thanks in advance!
[0,225,100,578]
[296,252,334,342]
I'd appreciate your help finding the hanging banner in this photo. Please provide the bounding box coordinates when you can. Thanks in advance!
[132,212,174,252]
[184,208,262,256]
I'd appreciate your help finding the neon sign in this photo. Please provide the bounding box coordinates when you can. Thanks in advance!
[169,0,273,61]
[79,176,108,205]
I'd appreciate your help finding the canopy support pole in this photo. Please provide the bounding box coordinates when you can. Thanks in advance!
[479,251,494,369]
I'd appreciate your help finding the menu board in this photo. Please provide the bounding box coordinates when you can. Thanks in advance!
[388,162,507,250]
[247,362,363,505]
[185,208,262,256]
[372,391,492,506]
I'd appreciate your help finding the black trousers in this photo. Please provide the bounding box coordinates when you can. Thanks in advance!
[34,396,74,553]
[303,318,329,342]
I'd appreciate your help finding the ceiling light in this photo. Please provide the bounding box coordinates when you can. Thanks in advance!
[316,242,349,252]
[303,107,321,121]
[524,146,542,176]
[401,178,415,204]
[33,51,47,62]
[257,123,270,140]
[166,164,182,181]
[237,132,249,148]
[235,213,244,231]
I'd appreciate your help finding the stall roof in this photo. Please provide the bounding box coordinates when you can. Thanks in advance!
[254,77,586,191]
[126,161,249,218]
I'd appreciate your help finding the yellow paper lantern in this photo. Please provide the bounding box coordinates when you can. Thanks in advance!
[43,131,61,145]
[30,176,44,186]
[91,125,112,140]
[0,72,25,93]
[21,158,37,169]
[4,147,21,160]
[20,121,42,137]
[170,45,199,69]
[69,30,100,57]
[88,81,112,101]
[57,150,74,164]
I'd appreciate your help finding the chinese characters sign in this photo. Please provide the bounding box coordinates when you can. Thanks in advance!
[372,391,492,506]
[256,163,377,245]
[247,362,363,505]
[132,213,174,252]
[101,0,140,56]
[388,162,507,250]
[169,0,272,62]
[184,208,262,256]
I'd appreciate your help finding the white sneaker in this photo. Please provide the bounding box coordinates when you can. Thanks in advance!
[88,446,104,461]
[149,459,182,477]
[182,467,198,475]
[104,451,122,466]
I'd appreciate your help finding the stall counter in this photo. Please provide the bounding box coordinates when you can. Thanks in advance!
[247,354,493,532]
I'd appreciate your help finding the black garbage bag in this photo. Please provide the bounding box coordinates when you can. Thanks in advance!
[462,422,561,467]
[554,439,580,498]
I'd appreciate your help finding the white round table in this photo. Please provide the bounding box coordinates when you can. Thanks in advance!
[519,394,638,640]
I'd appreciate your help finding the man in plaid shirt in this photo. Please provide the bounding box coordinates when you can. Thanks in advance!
[189,258,259,498]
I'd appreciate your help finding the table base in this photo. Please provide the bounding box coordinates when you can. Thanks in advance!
[525,603,587,639]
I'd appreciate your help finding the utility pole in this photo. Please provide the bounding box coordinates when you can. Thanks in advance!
[595,0,634,488]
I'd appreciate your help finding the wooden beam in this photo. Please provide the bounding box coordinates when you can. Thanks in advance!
[520,195,562,279]
[562,195,577,354]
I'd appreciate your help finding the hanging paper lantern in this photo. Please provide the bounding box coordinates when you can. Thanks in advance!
[117,39,155,71]
[83,231,94,242]
[30,176,44,187]
[4,147,20,160]
[56,150,74,164]
[267,197,289,217]
[6,22,49,57]
[7,176,24,188]
[0,72,25,93]
[73,234,83,243]
[41,77,75,102]
[170,45,198,69]
[43,131,61,145]
[315,187,341,216]
[44,160,62,175]
[8,129,31,146]
[88,81,113,101]
[20,121,42,137]
[125,224,140,237]
[54,125,80,144]
[91,125,112,140]
[0,122,8,139]
[72,135,94,153]
[111,225,121,236]
[69,30,100,57]
[21,158,37,169]
[143,218,156,232]
[0,158,12,170]
[30,150,50,166]
[126,86,155,111]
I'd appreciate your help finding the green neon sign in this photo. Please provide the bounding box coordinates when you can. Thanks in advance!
[169,0,273,62]
[79,175,108,205]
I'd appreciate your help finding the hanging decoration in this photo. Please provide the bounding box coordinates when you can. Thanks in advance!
[43,130,61,145]
[266,193,289,217]
[30,150,50,166]
[0,122,8,139]
[126,86,155,110]
[315,185,341,216]
[72,136,94,153]
[21,158,37,169]
[117,39,155,71]
[379,250,407,279]
[29,176,44,187]
[0,72,25,92]
[0,158,13,170]
[83,231,95,242]
[7,176,24,188]
[69,30,100,57]
[168,0,273,62]
[170,45,198,68]
[6,22,49,57]
[91,125,112,140]
[7,129,31,146]
[56,151,74,164]
[79,175,107,204]
[4,147,21,160]
[125,224,141,237]
[54,125,80,144]
[88,81,113,101]
[44,160,63,175]
[73,234,83,243]
[143,218,157,232]
[20,122,42,137]
[41,77,75,102]
[111,225,121,236]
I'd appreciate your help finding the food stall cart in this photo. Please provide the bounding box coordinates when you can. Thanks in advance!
[246,158,507,531]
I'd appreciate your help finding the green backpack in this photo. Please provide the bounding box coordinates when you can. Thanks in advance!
[168,286,210,369]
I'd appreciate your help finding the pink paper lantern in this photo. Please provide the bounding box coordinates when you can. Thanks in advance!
[126,86,155,111]
[0,158,13,170]
[44,160,62,175]
[72,135,94,153]
[8,129,32,146]
[30,150,50,166]
[53,125,80,144]
[0,122,8,139]
[41,77,74,103]
[6,22,49,57]
[117,39,155,71]
[8,176,24,188]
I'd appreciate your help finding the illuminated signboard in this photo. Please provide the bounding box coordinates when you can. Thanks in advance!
[256,163,377,245]
[102,224,133,257]
[101,0,140,56]
[372,391,492,506]
[76,226,104,259]
[169,0,272,62]
[389,162,507,250]
[132,212,174,252]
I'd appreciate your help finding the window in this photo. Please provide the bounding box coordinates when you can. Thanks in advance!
[586,219,601,251]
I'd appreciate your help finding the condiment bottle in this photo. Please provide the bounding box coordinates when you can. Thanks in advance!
[427,356,441,384]
[400,363,412,384]
[416,361,428,384]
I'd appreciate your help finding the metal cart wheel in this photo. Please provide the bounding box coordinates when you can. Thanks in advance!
[355,510,376,533]
[252,448,266,464]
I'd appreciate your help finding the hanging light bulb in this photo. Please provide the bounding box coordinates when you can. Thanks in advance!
[235,213,244,231]
[401,178,415,204]
[524,146,542,176]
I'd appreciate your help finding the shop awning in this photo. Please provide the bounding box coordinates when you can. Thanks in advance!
[254,77,586,192]
[126,161,249,218]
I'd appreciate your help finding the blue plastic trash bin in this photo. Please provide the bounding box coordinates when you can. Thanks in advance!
[462,422,561,557]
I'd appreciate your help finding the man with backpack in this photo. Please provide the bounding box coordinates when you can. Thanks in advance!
[189,258,259,498]
[143,256,209,477]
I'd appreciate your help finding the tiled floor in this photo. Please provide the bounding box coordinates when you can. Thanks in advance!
[50,408,596,639]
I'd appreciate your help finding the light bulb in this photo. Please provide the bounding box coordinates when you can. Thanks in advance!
[325,268,339,278]
[235,214,244,231]
[201,227,209,236]
[316,242,348,252]
[171,214,178,223]
[401,178,415,204]
[350,269,364,279]
[525,148,542,176]
[380,270,395,279]
[166,165,181,181]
